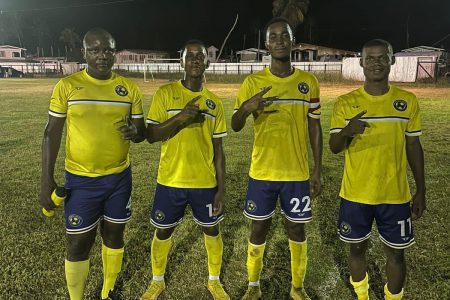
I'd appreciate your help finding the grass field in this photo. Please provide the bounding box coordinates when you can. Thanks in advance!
[0,78,449,300]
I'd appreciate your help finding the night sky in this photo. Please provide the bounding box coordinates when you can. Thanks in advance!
[1,0,449,56]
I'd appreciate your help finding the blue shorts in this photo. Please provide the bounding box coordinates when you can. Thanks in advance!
[338,198,415,249]
[64,167,132,234]
[150,183,224,228]
[244,178,312,223]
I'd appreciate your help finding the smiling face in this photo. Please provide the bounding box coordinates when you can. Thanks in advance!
[83,31,116,79]
[360,44,394,82]
[265,21,293,60]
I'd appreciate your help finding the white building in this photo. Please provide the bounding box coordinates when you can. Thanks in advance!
[115,49,170,64]
[0,45,26,60]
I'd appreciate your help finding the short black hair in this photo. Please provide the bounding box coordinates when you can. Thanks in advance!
[264,17,294,40]
[362,39,393,56]
[83,28,115,48]
[181,39,207,56]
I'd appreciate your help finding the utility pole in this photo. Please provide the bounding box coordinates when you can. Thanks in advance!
[257,29,261,61]
[406,14,410,48]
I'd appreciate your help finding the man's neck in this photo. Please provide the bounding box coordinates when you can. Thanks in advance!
[182,77,203,92]
[86,68,111,80]
[364,79,390,96]
[269,58,293,78]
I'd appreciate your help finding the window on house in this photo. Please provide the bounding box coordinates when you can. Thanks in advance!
[13,52,20,57]
[0,51,5,57]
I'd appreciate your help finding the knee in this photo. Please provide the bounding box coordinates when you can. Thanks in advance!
[202,225,219,236]
[102,231,124,248]
[285,222,305,240]
[251,220,270,236]
[156,227,174,240]
[101,226,125,248]
[250,220,271,244]
[350,242,367,257]
[67,238,93,261]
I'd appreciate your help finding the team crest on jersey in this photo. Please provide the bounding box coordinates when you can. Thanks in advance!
[298,82,309,94]
[155,210,165,222]
[340,222,351,235]
[393,99,407,111]
[247,200,257,212]
[206,99,216,110]
[68,214,83,227]
[115,85,128,96]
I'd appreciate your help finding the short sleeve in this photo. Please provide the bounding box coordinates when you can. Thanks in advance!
[308,74,321,119]
[233,77,254,114]
[213,100,227,138]
[146,88,168,124]
[130,83,144,119]
[48,79,69,118]
[405,95,422,136]
[330,98,346,134]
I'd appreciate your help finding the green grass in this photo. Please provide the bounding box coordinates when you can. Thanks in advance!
[0,78,449,299]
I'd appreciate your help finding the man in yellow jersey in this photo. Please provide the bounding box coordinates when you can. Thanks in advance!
[329,39,426,300]
[141,39,229,300]
[40,28,146,300]
[232,17,323,300]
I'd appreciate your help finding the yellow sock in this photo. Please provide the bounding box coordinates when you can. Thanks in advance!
[247,241,266,285]
[204,232,223,279]
[289,239,308,288]
[151,233,172,280]
[350,273,369,300]
[101,244,124,299]
[384,284,404,300]
[65,259,89,300]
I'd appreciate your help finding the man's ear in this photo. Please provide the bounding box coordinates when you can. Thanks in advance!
[391,55,396,65]
[81,48,86,60]
[180,57,184,69]
[359,58,364,68]
[205,60,210,69]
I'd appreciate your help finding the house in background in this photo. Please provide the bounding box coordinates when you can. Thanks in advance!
[0,45,26,60]
[236,48,269,62]
[395,46,449,79]
[115,49,170,63]
[292,43,358,62]
[207,46,218,62]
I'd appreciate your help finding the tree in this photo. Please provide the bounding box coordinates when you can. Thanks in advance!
[59,28,82,62]
[59,28,81,53]
[272,0,310,29]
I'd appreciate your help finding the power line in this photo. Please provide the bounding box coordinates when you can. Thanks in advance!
[0,0,135,14]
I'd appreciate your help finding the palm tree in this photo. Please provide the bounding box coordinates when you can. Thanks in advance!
[272,0,310,29]
[59,28,81,54]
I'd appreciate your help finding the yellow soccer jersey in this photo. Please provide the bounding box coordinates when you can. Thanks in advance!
[234,67,320,181]
[147,80,227,188]
[49,69,144,177]
[330,85,422,205]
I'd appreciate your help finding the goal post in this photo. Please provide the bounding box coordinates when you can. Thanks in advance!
[143,58,181,82]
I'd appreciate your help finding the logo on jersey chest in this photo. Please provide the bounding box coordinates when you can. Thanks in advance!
[393,99,407,111]
[206,99,216,110]
[298,82,310,94]
[115,85,128,96]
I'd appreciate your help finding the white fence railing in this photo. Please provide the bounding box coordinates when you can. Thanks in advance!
[112,61,342,75]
